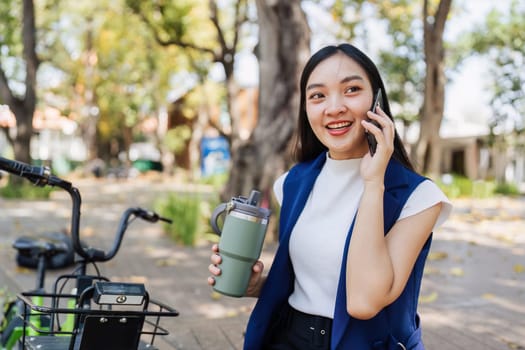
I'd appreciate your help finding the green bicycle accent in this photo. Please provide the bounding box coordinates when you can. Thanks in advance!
[0,295,52,350]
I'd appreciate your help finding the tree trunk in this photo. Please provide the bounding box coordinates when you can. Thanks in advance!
[83,18,99,161]
[222,0,310,204]
[9,101,33,165]
[0,0,39,167]
[412,0,452,177]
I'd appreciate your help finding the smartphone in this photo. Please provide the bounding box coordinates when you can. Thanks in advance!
[365,89,382,156]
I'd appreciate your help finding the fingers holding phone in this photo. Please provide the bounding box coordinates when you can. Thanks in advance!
[364,89,382,156]
[363,89,394,157]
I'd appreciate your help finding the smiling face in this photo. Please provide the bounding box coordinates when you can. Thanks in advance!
[305,52,374,160]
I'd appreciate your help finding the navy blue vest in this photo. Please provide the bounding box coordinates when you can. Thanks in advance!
[244,153,430,350]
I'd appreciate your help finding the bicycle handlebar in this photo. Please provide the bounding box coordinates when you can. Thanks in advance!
[134,207,173,224]
[0,156,72,188]
[0,156,172,263]
[99,207,172,262]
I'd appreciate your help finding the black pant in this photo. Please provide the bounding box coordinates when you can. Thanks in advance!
[265,304,332,350]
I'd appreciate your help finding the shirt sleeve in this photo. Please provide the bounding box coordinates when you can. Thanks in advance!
[398,179,452,231]
[273,172,288,206]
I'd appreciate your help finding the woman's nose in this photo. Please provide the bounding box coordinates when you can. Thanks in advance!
[324,96,347,116]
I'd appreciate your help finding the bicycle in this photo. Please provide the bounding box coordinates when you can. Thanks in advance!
[0,156,179,350]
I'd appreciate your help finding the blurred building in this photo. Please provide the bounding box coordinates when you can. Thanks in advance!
[402,118,525,189]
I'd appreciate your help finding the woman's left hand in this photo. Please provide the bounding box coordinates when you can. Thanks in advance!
[360,106,395,183]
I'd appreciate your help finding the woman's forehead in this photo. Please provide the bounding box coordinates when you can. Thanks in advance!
[308,53,369,85]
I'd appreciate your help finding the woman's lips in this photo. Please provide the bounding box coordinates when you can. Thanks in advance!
[326,121,352,135]
[326,121,352,130]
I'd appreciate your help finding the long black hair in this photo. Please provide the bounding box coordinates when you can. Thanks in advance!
[293,43,414,171]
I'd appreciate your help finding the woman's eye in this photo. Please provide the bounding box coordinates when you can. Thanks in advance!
[308,92,324,100]
[345,86,360,94]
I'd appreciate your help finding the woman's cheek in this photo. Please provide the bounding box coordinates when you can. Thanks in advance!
[306,104,324,120]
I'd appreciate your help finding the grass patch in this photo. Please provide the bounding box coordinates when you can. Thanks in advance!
[435,174,521,199]
[0,183,54,199]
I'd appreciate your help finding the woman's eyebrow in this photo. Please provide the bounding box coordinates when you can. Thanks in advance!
[306,82,324,91]
[306,74,364,91]
[340,75,364,84]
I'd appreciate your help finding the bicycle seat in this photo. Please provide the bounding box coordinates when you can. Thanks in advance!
[13,232,76,269]
[13,236,69,256]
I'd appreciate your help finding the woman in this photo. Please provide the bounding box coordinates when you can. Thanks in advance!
[208,43,451,350]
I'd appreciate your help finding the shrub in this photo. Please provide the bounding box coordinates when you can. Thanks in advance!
[471,180,496,198]
[494,182,520,196]
[435,174,472,198]
[154,194,202,246]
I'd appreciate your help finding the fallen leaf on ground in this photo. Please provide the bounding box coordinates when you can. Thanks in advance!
[428,251,448,261]
[494,234,515,245]
[452,256,465,263]
[501,338,525,350]
[15,267,33,274]
[423,266,441,275]
[481,293,495,299]
[419,292,439,304]
[449,267,465,277]
[226,310,239,317]
[144,246,156,253]
[155,258,178,267]
[211,291,222,301]
[513,264,524,274]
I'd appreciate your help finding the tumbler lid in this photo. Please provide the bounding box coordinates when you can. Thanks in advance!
[229,190,271,219]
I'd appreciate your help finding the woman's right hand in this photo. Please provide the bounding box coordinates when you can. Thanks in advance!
[207,243,223,284]
[207,243,266,298]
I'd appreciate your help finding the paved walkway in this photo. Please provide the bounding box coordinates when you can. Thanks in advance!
[0,177,524,349]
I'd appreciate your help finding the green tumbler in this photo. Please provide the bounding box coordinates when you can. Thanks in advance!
[210,190,271,297]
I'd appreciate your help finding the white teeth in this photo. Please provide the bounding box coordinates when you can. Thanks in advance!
[327,121,351,129]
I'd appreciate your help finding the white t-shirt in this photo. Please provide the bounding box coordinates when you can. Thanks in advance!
[273,154,452,318]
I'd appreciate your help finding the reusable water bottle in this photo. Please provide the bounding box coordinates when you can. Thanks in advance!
[210,190,271,297]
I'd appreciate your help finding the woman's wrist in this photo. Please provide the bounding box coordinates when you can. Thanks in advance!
[246,276,266,298]
[363,180,385,194]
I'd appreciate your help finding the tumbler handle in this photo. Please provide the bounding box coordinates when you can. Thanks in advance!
[210,203,228,236]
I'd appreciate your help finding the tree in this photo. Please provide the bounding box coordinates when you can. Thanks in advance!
[126,0,249,181]
[0,0,39,166]
[330,0,367,40]
[337,0,453,175]
[223,0,310,200]
[45,0,183,163]
[330,0,426,143]
[127,0,310,201]
[374,1,425,143]
[458,0,525,184]
[126,0,247,141]
[468,1,525,133]
[412,0,453,175]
